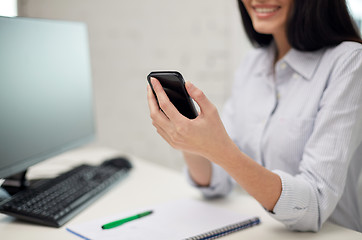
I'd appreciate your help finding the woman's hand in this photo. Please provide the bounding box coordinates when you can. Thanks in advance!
[147,77,282,211]
[147,77,233,162]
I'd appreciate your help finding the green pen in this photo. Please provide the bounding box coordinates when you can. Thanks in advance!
[101,210,153,230]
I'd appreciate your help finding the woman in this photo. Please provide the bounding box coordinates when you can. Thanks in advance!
[147,0,362,232]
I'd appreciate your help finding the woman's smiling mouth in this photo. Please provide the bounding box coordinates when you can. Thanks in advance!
[253,5,281,18]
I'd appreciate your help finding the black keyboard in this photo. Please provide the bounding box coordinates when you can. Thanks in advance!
[0,157,132,227]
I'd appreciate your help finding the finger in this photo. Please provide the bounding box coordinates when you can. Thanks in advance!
[147,84,170,125]
[150,77,184,121]
[185,81,214,115]
[147,83,160,113]
[153,121,177,148]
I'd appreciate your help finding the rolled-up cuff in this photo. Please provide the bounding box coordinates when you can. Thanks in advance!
[269,170,319,231]
[185,163,234,198]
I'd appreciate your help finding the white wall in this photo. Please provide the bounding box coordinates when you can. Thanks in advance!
[18,0,251,171]
[0,0,17,16]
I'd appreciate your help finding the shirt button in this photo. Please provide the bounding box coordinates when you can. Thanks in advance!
[293,73,300,79]
[280,62,287,70]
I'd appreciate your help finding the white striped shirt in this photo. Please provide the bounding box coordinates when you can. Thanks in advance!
[187,41,362,232]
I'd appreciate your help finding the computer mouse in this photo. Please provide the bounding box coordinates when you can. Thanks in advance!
[102,156,132,170]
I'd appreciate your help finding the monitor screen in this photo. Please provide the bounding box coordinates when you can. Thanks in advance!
[0,16,95,178]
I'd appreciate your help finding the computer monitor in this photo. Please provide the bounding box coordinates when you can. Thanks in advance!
[0,17,95,182]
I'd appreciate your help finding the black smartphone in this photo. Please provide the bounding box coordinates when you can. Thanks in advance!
[147,71,198,119]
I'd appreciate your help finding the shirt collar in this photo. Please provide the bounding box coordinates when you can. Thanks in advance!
[254,43,277,77]
[283,47,325,80]
[255,42,325,80]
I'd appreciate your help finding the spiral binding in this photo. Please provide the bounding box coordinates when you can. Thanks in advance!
[185,217,260,240]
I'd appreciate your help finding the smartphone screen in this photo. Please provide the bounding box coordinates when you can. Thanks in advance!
[147,71,198,119]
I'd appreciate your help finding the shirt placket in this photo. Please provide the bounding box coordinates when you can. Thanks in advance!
[259,61,288,167]
[256,72,279,166]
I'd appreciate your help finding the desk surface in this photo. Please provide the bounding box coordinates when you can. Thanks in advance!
[0,146,361,239]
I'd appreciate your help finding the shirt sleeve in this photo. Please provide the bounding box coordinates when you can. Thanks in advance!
[269,48,362,231]
[184,162,235,198]
[184,63,243,198]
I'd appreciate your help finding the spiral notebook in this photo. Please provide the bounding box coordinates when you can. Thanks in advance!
[66,198,260,240]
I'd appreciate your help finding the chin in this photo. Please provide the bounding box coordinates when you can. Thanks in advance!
[252,24,275,35]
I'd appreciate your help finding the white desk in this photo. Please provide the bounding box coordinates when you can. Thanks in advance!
[0,146,361,239]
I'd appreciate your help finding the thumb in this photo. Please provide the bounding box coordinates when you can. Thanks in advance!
[185,81,213,114]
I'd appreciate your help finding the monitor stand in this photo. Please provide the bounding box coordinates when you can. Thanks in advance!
[1,170,29,196]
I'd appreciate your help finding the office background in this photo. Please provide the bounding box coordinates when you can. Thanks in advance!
[11,0,250,171]
[1,0,362,231]
[1,0,361,172]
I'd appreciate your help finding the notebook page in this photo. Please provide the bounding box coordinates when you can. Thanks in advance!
[66,198,259,240]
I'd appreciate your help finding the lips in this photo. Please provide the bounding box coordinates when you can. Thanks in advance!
[254,7,279,13]
[252,5,281,18]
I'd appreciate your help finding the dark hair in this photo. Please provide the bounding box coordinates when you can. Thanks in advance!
[237,0,362,51]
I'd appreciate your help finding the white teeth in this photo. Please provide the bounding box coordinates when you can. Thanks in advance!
[255,7,279,13]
